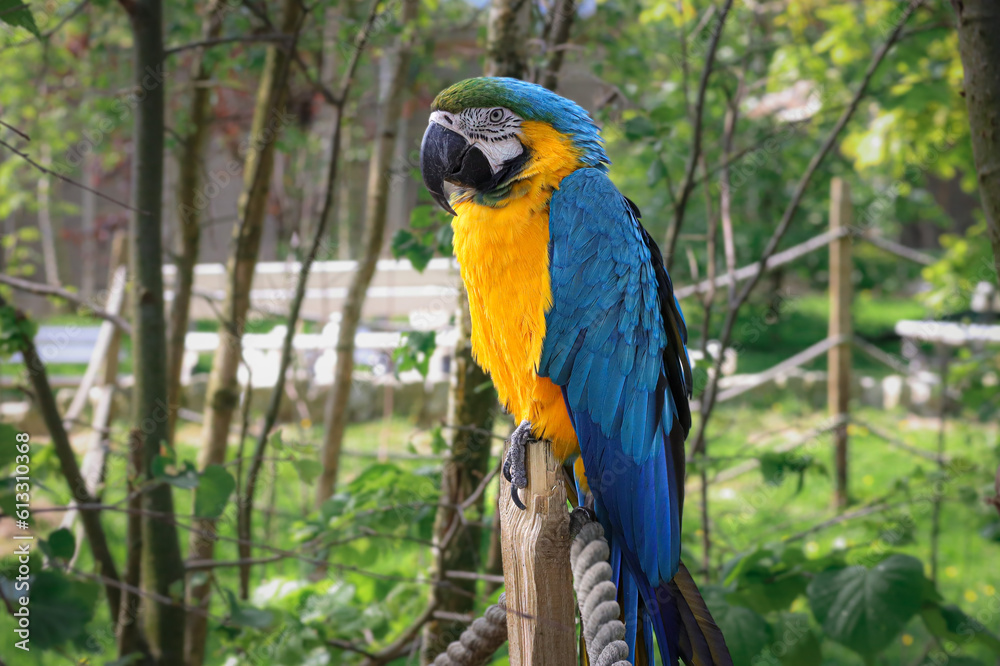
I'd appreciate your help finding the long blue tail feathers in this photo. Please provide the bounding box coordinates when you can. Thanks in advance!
[613,562,731,666]
[579,472,731,665]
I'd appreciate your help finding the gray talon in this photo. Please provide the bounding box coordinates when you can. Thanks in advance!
[511,483,526,510]
[569,506,597,538]
[504,419,534,510]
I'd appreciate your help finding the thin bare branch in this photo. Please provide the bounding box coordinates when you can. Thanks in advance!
[164,33,294,56]
[0,119,30,141]
[0,137,142,212]
[663,0,736,269]
[0,273,133,334]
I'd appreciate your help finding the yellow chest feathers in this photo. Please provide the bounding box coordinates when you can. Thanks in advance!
[449,121,581,450]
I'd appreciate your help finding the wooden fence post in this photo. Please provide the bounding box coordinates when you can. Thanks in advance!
[829,178,853,509]
[499,439,576,666]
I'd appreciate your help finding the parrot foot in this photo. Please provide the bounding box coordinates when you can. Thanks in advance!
[569,506,598,539]
[503,419,535,511]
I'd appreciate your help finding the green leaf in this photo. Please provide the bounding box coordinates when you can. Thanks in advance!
[728,572,808,614]
[222,589,274,629]
[153,458,200,489]
[921,602,1000,656]
[269,431,284,452]
[0,304,36,356]
[168,578,185,601]
[807,554,925,657]
[301,582,364,632]
[623,116,656,140]
[391,229,436,272]
[0,0,40,38]
[231,604,274,629]
[434,223,454,256]
[0,423,18,468]
[919,658,986,666]
[429,426,447,454]
[193,464,235,519]
[392,330,437,378]
[409,205,437,229]
[293,459,323,485]
[46,528,76,560]
[770,613,823,666]
[980,521,1000,542]
[646,156,667,187]
[0,479,27,526]
[712,603,772,665]
[759,451,821,493]
[24,571,99,649]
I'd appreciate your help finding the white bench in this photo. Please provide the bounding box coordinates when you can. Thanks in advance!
[181,322,458,388]
[165,257,462,323]
[7,326,107,365]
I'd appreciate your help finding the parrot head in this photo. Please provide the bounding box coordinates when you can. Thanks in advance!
[420,77,608,215]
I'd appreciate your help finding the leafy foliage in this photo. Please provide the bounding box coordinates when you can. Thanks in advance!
[391,205,454,271]
[194,464,237,520]
[0,0,39,38]
[758,451,826,493]
[0,304,36,356]
[711,541,1000,664]
[807,554,925,656]
[393,330,437,378]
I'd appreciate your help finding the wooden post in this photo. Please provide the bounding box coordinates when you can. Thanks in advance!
[499,439,576,666]
[828,178,853,509]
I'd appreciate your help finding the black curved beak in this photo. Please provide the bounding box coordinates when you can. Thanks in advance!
[421,122,494,216]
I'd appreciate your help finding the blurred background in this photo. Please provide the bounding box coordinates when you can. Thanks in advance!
[0,0,998,664]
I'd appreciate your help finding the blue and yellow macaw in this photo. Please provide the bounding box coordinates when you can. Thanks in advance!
[420,77,730,665]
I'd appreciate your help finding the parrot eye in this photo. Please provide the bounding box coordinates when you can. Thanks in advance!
[488,108,505,123]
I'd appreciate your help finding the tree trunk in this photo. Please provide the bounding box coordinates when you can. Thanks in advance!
[951,0,1000,279]
[540,0,575,91]
[422,2,536,660]
[80,14,98,300]
[118,428,151,662]
[166,0,225,446]
[36,143,61,287]
[420,287,497,664]
[184,1,302,663]
[339,125,367,260]
[484,0,532,79]
[117,0,187,662]
[316,0,419,505]
[80,154,98,300]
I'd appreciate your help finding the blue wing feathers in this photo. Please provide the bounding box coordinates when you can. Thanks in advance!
[541,168,694,664]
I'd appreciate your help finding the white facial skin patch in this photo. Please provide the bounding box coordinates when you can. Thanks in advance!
[428,108,524,174]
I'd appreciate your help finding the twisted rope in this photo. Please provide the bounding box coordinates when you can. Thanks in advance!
[571,518,632,666]
[432,594,509,666]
